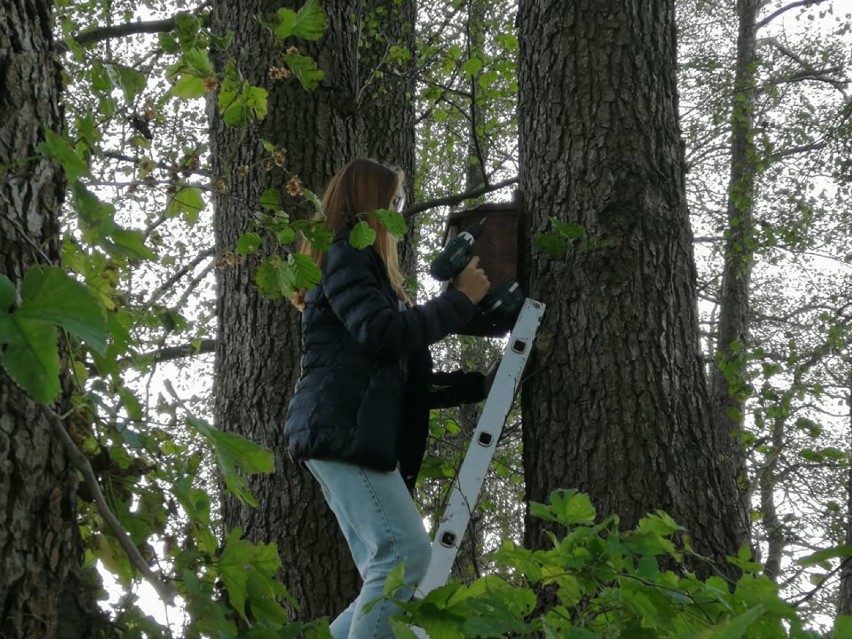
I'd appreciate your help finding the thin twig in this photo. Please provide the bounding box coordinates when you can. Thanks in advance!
[43,405,177,604]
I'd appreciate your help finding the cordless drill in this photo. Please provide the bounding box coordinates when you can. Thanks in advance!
[430,218,524,323]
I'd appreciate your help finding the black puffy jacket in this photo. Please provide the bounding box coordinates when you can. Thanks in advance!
[284,231,486,483]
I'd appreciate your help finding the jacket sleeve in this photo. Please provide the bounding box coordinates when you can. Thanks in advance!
[425,370,487,409]
[322,239,476,358]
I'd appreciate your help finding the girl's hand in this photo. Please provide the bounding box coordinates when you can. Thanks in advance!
[453,256,490,304]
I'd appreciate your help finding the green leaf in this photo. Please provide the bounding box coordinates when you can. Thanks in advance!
[290,253,322,290]
[172,74,207,99]
[349,221,376,249]
[110,229,157,261]
[292,0,326,40]
[462,56,484,76]
[549,489,597,525]
[534,232,568,258]
[107,63,147,103]
[283,53,324,91]
[799,544,852,567]
[260,188,282,211]
[37,129,89,183]
[374,209,408,238]
[0,275,14,311]
[836,616,852,638]
[189,416,274,506]
[550,217,584,239]
[183,47,213,74]
[219,82,269,125]
[0,316,60,403]
[166,186,205,223]
[219,528,285,620]
[237,232,264,256]
[384,561,406,598]
[268,0,326,41]
[16,266,107,354]
[699,604,765,638]
[637,511,683,537]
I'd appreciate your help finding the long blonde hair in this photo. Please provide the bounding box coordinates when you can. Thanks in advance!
[291,158,407,310]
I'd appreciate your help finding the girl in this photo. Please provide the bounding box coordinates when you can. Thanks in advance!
[284,158,491,638]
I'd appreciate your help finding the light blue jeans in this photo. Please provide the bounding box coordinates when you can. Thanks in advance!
[305,459,431,639]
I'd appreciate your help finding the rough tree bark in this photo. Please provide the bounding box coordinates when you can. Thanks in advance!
[358,0,417,272]
[209,0,362,620]
[0,0,98,636]
[517,0,750,572]
[709,0,759,500]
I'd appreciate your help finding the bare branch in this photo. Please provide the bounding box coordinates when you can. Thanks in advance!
[44,406,177,604]
[402,176,518,219]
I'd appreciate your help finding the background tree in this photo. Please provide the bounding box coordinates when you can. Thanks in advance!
[517,0,750,572]
[208,0,363,620]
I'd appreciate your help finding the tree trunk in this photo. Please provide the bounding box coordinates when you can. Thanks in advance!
[0,0,98,636]
[709,0,759,500]
[209,0,362,620]
[517,0,749,573]
[838,377,852,617]
[358,0,417,273]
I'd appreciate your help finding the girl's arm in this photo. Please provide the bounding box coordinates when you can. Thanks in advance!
[323,239,475,357]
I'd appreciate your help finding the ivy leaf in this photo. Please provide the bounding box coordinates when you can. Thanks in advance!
[374,209,408,239]
[109,229,157,261]
[350,221,376,249]
[37,129,89,183]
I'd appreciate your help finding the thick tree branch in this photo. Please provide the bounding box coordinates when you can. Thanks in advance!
[755,0,828,31]
[44,406,177,604]
[402,176,518,218]
[60,4,212,51]
[127,339,217,365]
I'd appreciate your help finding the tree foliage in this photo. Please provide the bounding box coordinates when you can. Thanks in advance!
[1,0,851,635]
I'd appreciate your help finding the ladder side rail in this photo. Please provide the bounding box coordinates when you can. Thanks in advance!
[416,299,545,597]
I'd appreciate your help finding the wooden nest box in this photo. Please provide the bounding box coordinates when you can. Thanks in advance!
[441,193,524,337]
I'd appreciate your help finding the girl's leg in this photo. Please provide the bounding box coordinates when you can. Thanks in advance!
[305,459,431,639]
